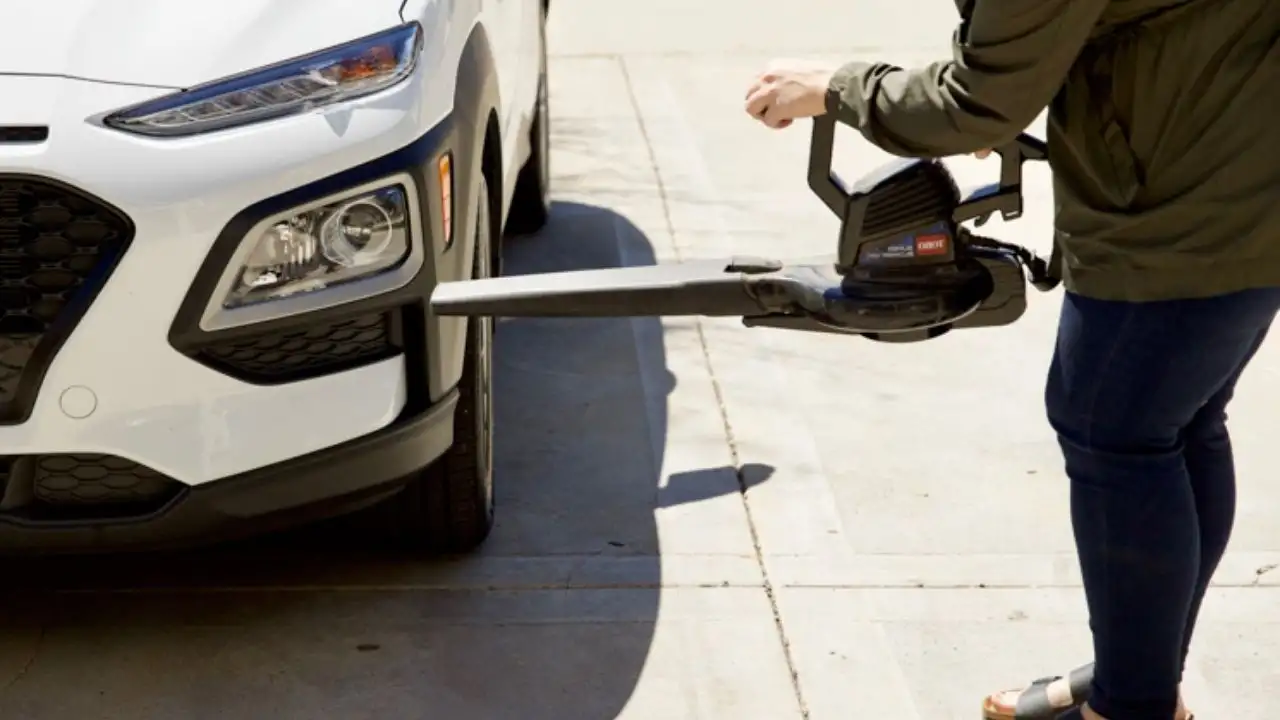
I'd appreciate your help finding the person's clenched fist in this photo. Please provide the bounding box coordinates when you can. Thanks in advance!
[744,60,835,129]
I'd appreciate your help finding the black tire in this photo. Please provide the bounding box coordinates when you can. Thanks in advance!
[504,5,550,236]
[360,175,497,554]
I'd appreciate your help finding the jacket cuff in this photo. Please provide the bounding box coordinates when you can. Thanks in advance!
[825,61,874,123]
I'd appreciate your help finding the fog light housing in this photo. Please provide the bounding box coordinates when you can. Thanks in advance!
[225,185,410,308]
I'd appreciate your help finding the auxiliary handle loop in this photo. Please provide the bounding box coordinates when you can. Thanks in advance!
[806,115,849,218]
[806,115,1050,224]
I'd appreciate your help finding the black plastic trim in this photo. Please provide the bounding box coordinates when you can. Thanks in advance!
[0,453,185,523]
[193,309,407,385]
[0,175,135,425]
[168,119,455,393]
[0,388,459,554]
[0,126,49,144]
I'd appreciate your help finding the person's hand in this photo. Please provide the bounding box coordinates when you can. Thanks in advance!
[744,60,835,129]
[974,149,994,159]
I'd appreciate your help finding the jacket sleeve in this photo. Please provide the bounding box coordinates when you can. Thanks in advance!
[826,0,1109,157]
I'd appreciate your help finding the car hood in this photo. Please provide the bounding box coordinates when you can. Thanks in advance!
[0,0,405,89]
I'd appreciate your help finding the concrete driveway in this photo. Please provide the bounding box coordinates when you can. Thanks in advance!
[2,1,1277,717]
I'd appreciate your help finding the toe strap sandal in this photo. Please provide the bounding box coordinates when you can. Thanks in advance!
[980,663,1194,720]
[981,663,1094,719]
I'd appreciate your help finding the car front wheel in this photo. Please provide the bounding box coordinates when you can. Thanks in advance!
[358,174,497,554]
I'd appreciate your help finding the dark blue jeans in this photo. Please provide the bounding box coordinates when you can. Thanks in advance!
[1046,288,1280,720]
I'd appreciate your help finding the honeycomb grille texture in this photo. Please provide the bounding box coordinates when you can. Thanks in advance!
[31,454,174,505]
[197,312,399,383]
[0,177,130,405]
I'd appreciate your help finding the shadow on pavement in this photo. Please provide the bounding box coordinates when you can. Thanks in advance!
[0,202,677,720]
[658,463,773,509]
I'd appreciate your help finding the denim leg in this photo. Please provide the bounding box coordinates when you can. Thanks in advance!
[1044,288,1280,720]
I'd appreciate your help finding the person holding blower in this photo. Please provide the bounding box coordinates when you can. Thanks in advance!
[744,0,1277,718]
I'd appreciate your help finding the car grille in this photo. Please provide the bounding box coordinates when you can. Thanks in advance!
[193,310,403,384]
[0,176,133,423]
[0,453,182,521]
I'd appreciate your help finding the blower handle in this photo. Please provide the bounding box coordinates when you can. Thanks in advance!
[807,115,850,218]
[953,133,1049,226]
[807,114,1050,225]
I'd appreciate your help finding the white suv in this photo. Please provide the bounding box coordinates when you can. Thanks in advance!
[0,0,551,554]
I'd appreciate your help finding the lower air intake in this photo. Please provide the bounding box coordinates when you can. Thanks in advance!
[0,176,134,424]
[0,454,183,522]
[193,310,403,384]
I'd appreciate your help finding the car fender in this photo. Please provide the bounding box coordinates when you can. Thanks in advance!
[428,21,503,398]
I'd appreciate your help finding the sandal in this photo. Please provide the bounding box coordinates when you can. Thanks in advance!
[981,663,1094,719]
[981,663,1194,719]
[1051,710,1194,720]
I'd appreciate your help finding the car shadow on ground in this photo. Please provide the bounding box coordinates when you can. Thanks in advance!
[0,201,725,720]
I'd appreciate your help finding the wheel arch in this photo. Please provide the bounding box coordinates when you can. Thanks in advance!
[481,111,503,277]
[450,21,504,262]
[431,22,504,397]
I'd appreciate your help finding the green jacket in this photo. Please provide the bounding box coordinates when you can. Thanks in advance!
[827,0,1278,302]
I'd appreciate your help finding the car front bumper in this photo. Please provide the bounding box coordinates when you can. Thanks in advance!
[0,70,474,551]
[0,388,458,554]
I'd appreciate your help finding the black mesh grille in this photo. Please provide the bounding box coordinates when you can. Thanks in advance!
[32,454,175,505]
[860,161,959,241]
[0,127,49,144]
[0,176,133,423]
[0,454,182,521]
[194,311,402,384]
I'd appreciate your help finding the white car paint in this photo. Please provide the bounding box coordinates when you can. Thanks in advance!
[0,1,542,485]
[0,1,405,88]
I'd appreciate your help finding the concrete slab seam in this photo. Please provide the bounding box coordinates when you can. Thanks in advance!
[0,624,44,696]
[615,55,811,719]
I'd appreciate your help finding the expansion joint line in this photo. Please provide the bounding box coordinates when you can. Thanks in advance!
[615,55,810,719]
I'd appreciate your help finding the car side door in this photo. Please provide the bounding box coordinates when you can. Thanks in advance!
[487,0,526,187]
[518,0,545,124]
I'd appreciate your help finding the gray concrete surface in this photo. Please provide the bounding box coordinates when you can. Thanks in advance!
[3,1,1279,718]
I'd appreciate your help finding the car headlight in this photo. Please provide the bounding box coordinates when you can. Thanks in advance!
[101,23,422,137]
[224,183,411,309]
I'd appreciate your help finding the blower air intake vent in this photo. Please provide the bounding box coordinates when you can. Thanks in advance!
[860,161,959,241]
